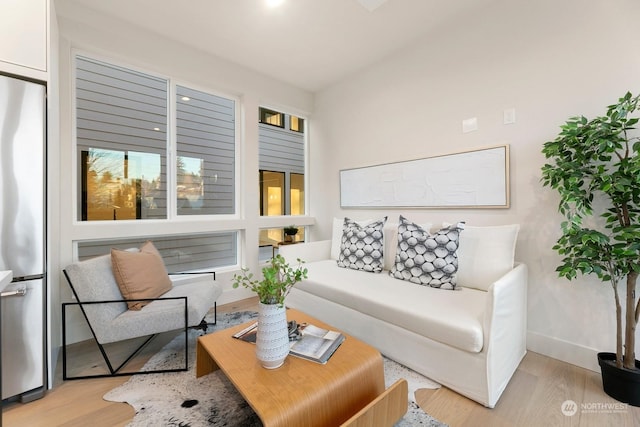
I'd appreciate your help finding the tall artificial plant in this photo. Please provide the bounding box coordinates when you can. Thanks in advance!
[541,92,640,369]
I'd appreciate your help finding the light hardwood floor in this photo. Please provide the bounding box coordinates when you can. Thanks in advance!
[4,298,640,427]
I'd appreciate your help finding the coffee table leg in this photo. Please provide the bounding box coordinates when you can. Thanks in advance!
[196,337,220,378]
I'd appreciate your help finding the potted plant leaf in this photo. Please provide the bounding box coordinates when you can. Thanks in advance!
[283,225,299,243]
[232,255,307,368]
[541,92,640,405]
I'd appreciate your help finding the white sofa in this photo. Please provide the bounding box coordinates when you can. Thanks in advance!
[279,220,527,408]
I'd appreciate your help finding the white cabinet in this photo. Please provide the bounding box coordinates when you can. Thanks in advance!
[0,0,47,72]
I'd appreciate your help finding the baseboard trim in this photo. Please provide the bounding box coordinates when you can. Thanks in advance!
[527,331,601,373]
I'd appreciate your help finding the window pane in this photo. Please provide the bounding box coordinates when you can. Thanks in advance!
[176,86,235,215]
[77,232,238,272]
[76,56,167,220]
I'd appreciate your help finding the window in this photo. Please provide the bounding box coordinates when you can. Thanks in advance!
[258,107,306,256]
[75,55,239,270]
[76,56,168,220]
[176,86,235,215]
[258,107,305,218]
[76,56,236,220]
[259,107,284,128]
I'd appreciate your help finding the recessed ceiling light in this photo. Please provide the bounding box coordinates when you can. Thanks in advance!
[266,0,285,8]
[181,96,190,101]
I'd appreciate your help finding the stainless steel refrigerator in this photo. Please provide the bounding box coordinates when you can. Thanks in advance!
[0,73,46,403]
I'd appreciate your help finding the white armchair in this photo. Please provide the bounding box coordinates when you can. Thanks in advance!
[62,249,221,380]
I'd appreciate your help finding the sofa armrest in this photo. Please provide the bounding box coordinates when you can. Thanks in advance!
[278,240,331,263]
[483,262,528,339]
[482,262,528,406]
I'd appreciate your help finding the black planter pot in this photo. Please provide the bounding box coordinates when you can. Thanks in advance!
[598,352,640,406]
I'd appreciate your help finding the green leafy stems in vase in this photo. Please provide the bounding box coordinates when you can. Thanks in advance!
[232,254,308,306]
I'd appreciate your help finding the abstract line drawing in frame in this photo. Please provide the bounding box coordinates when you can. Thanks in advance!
[340,145,510,209]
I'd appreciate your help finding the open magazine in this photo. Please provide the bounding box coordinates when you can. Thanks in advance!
[233,321,345,364]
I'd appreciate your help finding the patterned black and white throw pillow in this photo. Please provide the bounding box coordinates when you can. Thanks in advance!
[337,217,387,273]
[390,216,465,289]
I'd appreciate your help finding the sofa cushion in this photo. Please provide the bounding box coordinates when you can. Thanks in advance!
[456,224,520,291]
[111,241,172,310]
[296,260,486,353]
[390,217,465,289]
[337,217,387,273]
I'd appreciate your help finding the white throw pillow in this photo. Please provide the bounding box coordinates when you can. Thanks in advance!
[455,224,520,291]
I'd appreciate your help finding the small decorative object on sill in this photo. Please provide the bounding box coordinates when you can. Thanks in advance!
[283,226,299,243]
[232,254,308,369]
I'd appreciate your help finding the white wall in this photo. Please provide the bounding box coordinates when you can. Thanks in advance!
[54,3,314,343]
[311,0,640,372]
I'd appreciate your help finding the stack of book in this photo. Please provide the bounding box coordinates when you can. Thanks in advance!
[233,321,345,364]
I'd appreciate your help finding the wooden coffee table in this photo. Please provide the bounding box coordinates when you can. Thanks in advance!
[196,308,385,427]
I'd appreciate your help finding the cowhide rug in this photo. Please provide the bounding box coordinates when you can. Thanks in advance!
[104,311,447,427]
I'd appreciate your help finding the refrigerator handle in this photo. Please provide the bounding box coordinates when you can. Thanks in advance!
[1,289,27,298]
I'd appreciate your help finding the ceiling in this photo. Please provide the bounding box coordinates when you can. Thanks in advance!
[57,0,497,92]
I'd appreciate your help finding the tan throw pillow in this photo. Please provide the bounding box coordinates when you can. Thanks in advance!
[111,241,172,310]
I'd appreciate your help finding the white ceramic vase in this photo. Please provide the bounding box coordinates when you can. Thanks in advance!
[256,302,290,369]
